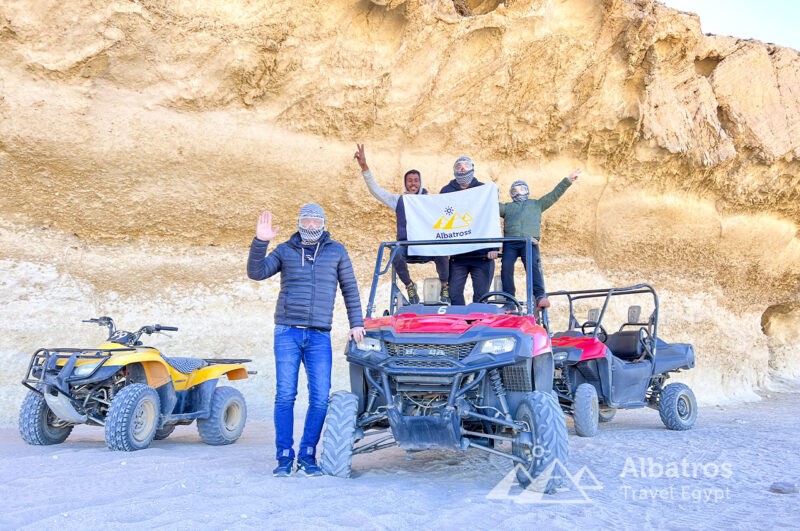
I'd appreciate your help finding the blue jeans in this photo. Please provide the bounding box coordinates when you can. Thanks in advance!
[273,325,332,461]
[448,258,495,306]
[500,241,545,301]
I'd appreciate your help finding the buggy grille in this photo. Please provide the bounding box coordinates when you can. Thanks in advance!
[390,358,459,369]
[502,365,532,392]
[385,342,476,361]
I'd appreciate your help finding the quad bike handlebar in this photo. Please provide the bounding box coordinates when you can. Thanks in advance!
[83,317,179,345]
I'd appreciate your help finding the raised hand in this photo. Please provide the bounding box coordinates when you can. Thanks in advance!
[568,168,581,182]
[256,211,279,241]
[354,143,369,172]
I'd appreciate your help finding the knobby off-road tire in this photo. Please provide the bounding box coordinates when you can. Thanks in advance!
[658,383,697,431]
[573,383,599,437]
[197,386,247,445]
[19,390,73,445]
[598,407,617,423]
[320,391,359,478]
[105,384,161,451]
[154,424,176,440]
[512,391,570,493]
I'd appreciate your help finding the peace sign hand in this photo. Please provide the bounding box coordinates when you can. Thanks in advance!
[354,143,369,172]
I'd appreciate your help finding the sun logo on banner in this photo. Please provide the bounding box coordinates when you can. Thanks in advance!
[433,206,473,230]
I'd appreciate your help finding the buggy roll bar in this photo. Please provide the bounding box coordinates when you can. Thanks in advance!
[546,283,659,341]
[366,237,541,319]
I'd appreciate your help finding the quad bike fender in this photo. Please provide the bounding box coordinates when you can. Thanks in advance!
[184,365,248,389]
[102,352,173,388]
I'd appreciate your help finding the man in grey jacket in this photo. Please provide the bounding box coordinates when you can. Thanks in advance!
[247,204,365,477]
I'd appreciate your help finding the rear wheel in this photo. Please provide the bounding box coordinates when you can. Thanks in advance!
[197,387,247,445]
[19,391,73,446]
[512,391,569,493]
[105,384,160,451]
[658,383,697,430]
[320,391,359,478]
[573,383,599,437]
[598,407,617,423]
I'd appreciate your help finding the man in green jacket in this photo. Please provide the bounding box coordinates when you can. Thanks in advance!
[499,169,580,309]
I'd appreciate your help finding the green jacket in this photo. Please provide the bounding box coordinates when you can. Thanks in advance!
[499,177,572,239]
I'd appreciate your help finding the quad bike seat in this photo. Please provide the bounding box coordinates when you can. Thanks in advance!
[163,356,208,374]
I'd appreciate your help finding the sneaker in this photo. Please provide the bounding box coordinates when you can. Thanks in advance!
[406,283,420,305]
[536,297,551,309]
[296,457,324,477]
[272,458,294,477]
[439,285,450,304]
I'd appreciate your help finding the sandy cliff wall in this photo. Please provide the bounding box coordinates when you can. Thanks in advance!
[0,0,798,422]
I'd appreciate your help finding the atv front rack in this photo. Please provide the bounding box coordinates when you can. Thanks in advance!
[22,347,134,396]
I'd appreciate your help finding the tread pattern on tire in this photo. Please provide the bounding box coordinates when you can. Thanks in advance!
[197,386,247,445]
[19,390,73,446]
[320,391,359,478]
[658,382,697,431]
[573,383,599,437]
[105,383,160,451]
[514,391,570,493]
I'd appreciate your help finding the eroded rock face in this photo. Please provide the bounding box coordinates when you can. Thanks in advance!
[0,0,798,407]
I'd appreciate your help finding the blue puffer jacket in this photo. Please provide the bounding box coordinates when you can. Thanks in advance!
[247,232,364,331]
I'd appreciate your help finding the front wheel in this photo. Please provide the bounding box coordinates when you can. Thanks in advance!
[573,383,599,437]
[19,391,73,446]
[320,391,359,478]
[511,391,569,493]
[658,383,697,431]
[197,387,247,445]
[105,384,161,451]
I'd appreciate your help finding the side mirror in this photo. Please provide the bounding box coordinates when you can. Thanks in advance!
[627,305,641,324]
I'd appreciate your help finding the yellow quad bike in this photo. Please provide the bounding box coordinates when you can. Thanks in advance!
[19,316,253,451]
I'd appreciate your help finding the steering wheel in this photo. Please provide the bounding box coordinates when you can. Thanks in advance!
[581,321,608,342]
[478,291,523,313]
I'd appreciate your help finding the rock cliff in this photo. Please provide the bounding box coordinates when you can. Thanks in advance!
[0,0,798,417]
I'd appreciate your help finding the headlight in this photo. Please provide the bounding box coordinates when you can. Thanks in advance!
[73,362,101,377]
[355,337,383,352]
[477,337,516,355]
[553,351,568,362]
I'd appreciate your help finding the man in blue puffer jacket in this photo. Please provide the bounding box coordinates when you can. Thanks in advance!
[247,204,365,478]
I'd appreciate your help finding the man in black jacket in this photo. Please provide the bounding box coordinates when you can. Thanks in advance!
[440,157,499,306]
[247,204,365,477]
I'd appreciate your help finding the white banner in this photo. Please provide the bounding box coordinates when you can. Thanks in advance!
[404,183,501,256]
